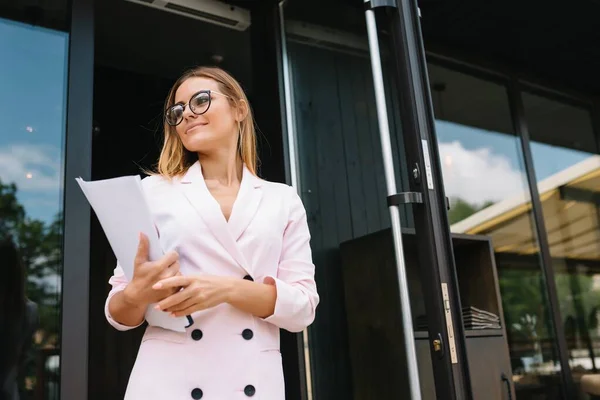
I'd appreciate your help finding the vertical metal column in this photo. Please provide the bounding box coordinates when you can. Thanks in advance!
[363,2,422,400]
[61,0,94,397]
[508,82,575,399]
[278,2,313,399]
[366,0,473,399]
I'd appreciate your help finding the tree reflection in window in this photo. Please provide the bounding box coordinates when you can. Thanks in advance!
[1,179,63,398]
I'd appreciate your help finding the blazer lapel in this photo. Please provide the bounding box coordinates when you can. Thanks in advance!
[228,165,263,242]
[178,161,251,274]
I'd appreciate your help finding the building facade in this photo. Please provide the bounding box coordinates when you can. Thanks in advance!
[1,0,599,399]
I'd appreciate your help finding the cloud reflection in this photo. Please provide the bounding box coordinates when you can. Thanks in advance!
[0,143,62,191]
[438,140,526,205]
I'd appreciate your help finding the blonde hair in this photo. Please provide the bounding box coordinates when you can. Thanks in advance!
[152,66,258,178]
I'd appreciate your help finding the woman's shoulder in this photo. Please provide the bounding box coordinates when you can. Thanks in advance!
[140,173,177,192]
[259,178,295,196]
[259,178,303,206]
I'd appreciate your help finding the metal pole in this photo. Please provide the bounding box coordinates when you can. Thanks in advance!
[278,0,301,193]
[364,4,422,400]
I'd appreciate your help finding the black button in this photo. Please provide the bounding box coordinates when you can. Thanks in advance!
[244,385,256,397]
[243,275,254,281]
[191,388,203,399]
[191,329,203,341]
[242,329,253,340]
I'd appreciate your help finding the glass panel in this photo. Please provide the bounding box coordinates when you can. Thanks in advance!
[0,17,69,400]
[283,1,431,398]
[429,64,564,397]
[523,92,600,393]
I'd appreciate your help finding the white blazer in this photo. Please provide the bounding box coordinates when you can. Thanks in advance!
[104,161,319,400]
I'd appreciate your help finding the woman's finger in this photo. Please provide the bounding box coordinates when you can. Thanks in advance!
[165,296,197,313]
[156,287,192,311]
[153,275,190,290]
[159,261,180,279]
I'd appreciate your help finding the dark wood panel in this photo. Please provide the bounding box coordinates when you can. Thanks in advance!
[339,227,515,399]
[288,41,415,399]
[364,63,391,233]
[358,58,388,233]
[336,55,371,238]
[338,229,434,399]
[466,337,515,400]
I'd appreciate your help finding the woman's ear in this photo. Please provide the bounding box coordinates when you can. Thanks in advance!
[235,99,249,122]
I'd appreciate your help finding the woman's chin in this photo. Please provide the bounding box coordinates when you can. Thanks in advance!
[185,141,222,155]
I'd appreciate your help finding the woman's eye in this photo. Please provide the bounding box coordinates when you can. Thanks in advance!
[192,95,209,106]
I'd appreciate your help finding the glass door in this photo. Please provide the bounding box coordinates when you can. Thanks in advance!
[278,1,474,399]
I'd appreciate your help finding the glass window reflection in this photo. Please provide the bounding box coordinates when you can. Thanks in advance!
[0,17,68,400]
[524,92,600,392]
[429,64,565,398]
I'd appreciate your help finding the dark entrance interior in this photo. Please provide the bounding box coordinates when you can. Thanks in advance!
[87,1,300,399]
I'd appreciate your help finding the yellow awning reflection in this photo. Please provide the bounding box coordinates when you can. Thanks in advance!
[451,156,600,261]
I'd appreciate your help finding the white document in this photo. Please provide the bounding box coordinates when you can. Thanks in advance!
[75,175,188,332]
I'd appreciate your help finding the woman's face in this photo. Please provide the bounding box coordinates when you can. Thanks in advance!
[173,77,239,154]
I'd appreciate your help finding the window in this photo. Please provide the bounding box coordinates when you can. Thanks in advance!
[429,64,565,396]
[524,92,600,385]
[0,17,69,399]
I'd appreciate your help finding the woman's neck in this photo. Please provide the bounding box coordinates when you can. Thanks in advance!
[198,150,243,186]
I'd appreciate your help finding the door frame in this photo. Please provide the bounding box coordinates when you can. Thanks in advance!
[59,0,308,399]
[60,0,95,397]
[362,1,473,398]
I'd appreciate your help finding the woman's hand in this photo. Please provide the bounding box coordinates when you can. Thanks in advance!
[152,275,236,317]
[122,233,181,309]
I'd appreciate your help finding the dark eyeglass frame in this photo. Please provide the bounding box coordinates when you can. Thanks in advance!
[165,89,229,126]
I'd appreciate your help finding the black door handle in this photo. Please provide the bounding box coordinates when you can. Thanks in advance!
[501,373,513,400]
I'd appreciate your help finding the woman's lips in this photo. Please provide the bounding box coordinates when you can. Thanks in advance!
[186,122,207,134]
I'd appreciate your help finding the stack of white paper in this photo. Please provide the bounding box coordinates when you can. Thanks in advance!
[76,175,187,332]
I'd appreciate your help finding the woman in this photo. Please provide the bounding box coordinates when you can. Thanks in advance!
[0,238,38,400]
[105,66,319,399]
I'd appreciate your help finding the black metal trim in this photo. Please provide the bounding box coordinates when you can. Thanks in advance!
[387,192,423,206]
[591,101,600,257]
[592,99,600,154]
[410,0,474,396]
[508,81,575,399]
[425,52,510,87]
[382,0,473,398]
[423,42,598,106]
[425,52,596,114]
[518,83,594,111]
[60,0,94,399]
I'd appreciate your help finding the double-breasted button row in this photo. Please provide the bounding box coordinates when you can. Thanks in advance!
[189,385,255,398]
[191,329,253,341]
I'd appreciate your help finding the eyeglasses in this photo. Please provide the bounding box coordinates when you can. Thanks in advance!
[165,90,229,126]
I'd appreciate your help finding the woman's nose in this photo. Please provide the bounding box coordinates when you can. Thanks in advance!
[182,106,196,120]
